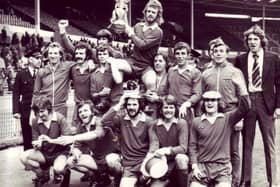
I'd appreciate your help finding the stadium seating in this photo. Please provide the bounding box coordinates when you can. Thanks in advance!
[0,14,33,28]
[11,4,90,37]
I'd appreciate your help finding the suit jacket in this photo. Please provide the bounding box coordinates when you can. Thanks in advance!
[235,51,280,115]
[12,68,36,118]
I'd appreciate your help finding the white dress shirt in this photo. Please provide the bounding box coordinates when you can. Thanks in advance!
[247,49,263,92]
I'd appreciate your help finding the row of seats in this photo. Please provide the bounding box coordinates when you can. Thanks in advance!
[11,4,90,37]
[0,14,33,28]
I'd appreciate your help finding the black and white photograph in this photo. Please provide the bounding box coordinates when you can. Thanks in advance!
[0,0,280,187]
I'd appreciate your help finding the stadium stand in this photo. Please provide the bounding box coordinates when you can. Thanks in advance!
[11,4,91,37]
[0,14,33,28]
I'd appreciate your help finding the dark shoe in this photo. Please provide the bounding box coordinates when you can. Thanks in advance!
[81,173,92,182]
[32,175,50,187]
[98,173,111,187]
[89,181,99,187]
[239,181,251,187]
[112,176,121,187]
[232,181,240,187]
[88,174,99,187]
[60,169,71,187]
[53,173,64,184]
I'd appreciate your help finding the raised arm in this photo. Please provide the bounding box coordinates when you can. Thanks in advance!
[58,20,75,54]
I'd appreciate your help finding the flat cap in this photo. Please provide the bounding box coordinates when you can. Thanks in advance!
[202,91,222,99]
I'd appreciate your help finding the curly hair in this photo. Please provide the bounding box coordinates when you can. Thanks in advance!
[75,42,93,61]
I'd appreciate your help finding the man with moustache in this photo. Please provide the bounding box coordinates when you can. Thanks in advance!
[13,49,42,150]
[201,40,247,187]
[69,41,96,127]
[168,41,202,120]
[107,0,164,92]
[32,41,94,118]
[58,20,123,63]
[101,91,159,187]
[189,88,250,186]
[236,25,280,187]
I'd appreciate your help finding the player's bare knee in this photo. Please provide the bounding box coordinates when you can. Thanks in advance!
[105,153,120,166]
[175,154,189,170]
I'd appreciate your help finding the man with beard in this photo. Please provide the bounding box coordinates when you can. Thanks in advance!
[168,42,202,120]
[189,89,250,187]
[69,42,96,126]
[100,91,159,187]
[107,0,164,92]
[201,40,247,187]
[13,49,42,151]
[236,25,280,187]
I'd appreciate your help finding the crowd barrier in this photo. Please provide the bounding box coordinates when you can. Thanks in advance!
[0,92,75,149]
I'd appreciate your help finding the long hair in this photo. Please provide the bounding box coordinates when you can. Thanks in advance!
[142,0,164,25]
[96,29,113,43]
[243,24,268,49]
[95,44,113,63]
[124,97,146,112]
[153,52,169,72]
[32,96,52,115]
[76,100,95,124]
[158,95,179,119]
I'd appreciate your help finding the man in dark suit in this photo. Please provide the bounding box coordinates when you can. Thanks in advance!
[235,25,280,187]
[12,49,42,150]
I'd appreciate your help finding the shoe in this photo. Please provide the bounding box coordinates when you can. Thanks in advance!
[89,172,111,187]
[53,173,64,184]
[32,175,50,187]
[98,173,111,186]
[60,169,71,187]
[81,173,91,182]
[232,181,240,187]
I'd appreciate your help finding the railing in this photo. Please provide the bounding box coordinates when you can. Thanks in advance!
[0,93,75,149]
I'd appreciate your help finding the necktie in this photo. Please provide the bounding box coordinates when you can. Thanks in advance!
[33,69,36,78]
[252,53,261,87]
